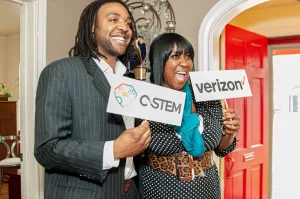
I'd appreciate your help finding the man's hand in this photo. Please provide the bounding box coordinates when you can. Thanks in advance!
[113,120,151,159]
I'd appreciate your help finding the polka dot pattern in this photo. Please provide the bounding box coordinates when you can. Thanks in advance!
[142,98,236,199]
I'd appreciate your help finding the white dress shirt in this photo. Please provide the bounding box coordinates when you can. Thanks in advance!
[93,58,137,180]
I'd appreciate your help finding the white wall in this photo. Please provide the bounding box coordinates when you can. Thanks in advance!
[6,34,20,100]
[230,4,300,38]
[46,0,94,64]
[46,0,219,68]
[171,0,219,69]
[0,36,7,83]
[0,34,19,100]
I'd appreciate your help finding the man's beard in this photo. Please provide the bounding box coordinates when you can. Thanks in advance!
[96,33,127,57]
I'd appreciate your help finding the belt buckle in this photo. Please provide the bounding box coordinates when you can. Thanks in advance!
[175,152,195,181]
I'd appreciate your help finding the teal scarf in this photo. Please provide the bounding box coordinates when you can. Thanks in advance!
[173,83,205,157]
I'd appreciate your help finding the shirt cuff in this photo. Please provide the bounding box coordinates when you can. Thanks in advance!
[103,141,120,170]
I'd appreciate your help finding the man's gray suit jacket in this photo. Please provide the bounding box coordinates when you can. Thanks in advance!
[34,56,134,199]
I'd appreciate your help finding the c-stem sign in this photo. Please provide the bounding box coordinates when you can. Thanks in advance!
[107,75,186,126]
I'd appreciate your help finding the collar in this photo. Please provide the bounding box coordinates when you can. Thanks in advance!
[92,57,127,76]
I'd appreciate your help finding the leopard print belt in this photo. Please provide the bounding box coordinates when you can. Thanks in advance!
[146,151,213,181]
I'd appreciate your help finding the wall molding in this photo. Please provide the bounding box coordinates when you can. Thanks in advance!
[20,0,46,198]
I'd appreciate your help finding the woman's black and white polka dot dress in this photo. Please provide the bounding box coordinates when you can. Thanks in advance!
[142,100,236,199]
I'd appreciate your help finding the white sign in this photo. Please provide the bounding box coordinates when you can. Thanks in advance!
[189,69,252,102]
[107,76,186,126]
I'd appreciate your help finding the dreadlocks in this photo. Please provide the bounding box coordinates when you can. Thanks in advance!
[68,0,137,66]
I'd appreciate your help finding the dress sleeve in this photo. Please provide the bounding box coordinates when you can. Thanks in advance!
[214,138,237,157]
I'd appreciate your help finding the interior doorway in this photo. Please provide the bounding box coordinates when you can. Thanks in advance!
[0,0,47,199]
[197,0,300,198]
[269,44,300,199]
[0,0,21,198]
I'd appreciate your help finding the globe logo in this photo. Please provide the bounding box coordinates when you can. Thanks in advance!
[114,83,137,107]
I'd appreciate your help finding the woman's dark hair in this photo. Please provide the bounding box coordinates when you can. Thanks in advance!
[149,33,194,86]
[68,0,137,66]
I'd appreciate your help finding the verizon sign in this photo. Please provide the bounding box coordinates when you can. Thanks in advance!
[190,70,252,102]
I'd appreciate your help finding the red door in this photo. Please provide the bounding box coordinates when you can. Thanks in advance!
[224,24,269,199]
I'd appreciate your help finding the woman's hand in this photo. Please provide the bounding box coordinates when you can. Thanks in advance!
[222,108,240,138]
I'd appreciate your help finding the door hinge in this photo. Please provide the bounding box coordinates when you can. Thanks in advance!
[20,153,23,162]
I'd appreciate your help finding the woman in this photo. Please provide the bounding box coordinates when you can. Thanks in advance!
[140,33,240,198]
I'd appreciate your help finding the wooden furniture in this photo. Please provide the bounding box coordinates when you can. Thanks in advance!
[0,102,19,176]
[8,173,21,199]
[0,135,21,194]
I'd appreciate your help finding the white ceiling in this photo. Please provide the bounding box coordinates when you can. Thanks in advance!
[0,0,20,37]
[0,0,300,37]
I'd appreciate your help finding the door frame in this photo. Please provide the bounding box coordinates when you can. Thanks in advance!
[17,0,47,198]
[197,0,269,71]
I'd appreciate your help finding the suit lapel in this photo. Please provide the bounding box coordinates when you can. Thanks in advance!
[81,57,125,128]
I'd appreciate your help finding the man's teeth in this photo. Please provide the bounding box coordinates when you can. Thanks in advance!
[112,37,125,42]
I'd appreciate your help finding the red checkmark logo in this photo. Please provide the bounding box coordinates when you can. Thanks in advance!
[241,76,245,85]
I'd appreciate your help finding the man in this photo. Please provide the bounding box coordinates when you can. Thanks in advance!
[34,1,151,199]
